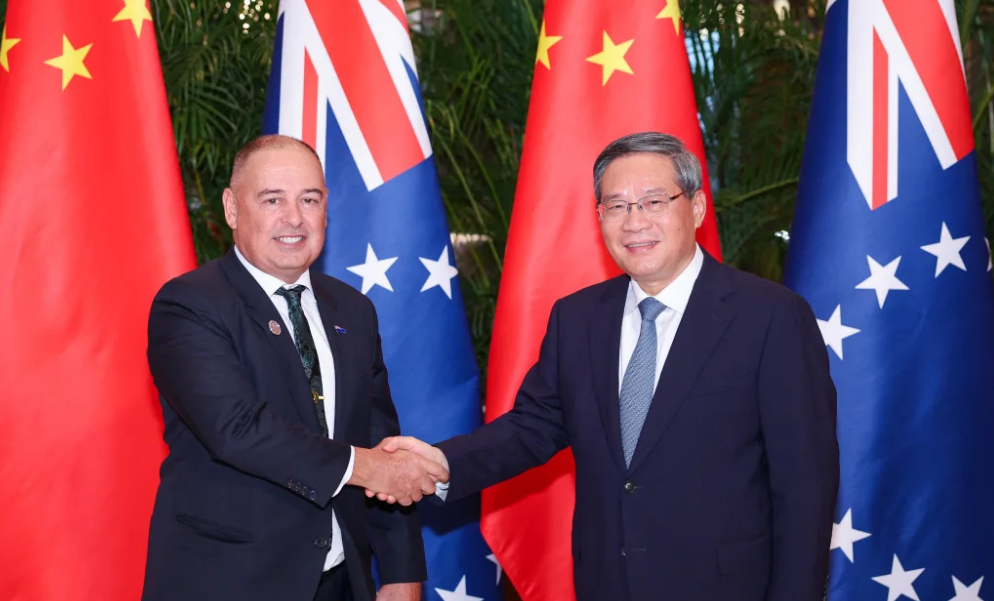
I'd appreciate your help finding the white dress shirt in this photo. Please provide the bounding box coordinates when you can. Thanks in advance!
[234,246,354,571]
[619,244,704,394]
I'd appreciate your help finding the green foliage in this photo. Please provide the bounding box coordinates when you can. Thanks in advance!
[153,0,278,263]
[683,0,822,281]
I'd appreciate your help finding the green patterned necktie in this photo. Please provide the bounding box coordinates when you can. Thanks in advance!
[274,285,329,437]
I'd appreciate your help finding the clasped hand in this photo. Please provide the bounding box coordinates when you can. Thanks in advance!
[350,439,448,506]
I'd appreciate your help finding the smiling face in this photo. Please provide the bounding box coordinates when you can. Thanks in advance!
[222,143,328,284]
[597,152,706,295]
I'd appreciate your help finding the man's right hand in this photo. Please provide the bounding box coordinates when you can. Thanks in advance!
[366,437,450,504]
[347,447,448,506]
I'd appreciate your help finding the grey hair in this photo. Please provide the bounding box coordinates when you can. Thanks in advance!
[592,132,703,202]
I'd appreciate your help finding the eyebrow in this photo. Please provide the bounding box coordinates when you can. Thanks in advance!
[602,187,669,201]
[255,188,325,198]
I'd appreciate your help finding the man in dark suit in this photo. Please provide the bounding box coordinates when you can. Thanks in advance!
[375,132,840,601]
[141,135,446,601]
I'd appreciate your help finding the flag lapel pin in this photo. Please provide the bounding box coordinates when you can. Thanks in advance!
[268,320,281,335]
[334,325,347,335]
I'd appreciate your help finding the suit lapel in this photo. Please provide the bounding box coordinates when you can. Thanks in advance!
[589,275,631,474]
[220,250,321,433]
[310,277,355,441]
[627,255,736,473]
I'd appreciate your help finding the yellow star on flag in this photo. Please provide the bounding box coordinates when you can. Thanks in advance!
[113,0,154,38]
[586,32,634,86]
[656,0,682,35]
[44,35,93,91]
[535,20,563,70]
[1,26,20,73]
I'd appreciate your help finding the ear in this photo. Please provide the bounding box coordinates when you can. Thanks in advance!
[322,187,329,228]
[692,190,707,228]
[222,188,238,230]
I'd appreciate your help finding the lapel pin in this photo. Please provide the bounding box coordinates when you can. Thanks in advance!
[269,320,281,335]
[334,325,347,335]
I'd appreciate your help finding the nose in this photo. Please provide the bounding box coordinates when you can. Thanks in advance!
[282,200,303,227]
[620,203,650,232]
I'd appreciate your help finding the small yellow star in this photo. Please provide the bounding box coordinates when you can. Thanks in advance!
[535,20,563,70]
[585,32,634,86]
[44,35,93,91]
[113,0,153,38]
[1,26,21,73]
[656,0,682,35]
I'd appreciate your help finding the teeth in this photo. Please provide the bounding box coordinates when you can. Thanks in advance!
[277,236,303,244]
[627,242,653,248]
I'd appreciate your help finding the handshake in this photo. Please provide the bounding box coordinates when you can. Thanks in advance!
[347,437,449,506]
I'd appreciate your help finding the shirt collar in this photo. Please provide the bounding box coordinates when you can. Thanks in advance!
[233,245,313,298]
[624,244,704,317]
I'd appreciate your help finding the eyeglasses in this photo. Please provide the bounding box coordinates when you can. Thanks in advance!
[596,191,687,222]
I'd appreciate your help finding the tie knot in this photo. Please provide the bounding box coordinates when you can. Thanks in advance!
[638,297,665,322]
[275,285,307,306]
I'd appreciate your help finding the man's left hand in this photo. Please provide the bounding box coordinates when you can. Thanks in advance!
[376,583,421,601]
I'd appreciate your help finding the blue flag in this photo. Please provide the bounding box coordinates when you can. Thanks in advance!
[785,1,994,600]
[261,1,502,599]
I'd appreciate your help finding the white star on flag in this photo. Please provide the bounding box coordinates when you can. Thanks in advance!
[872,555,925,601]
[435,575,483,601]
[829,508,871,562]
[346,243,398,295]
[487,553,503,585]
[856,255,909,308]
[921,222,970,277]
[419,245,459,299]
[817,305,861,360]
[949,576,985,601]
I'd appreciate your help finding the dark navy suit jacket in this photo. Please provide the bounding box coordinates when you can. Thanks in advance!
[438,253,839,601]
[141,250,425,601]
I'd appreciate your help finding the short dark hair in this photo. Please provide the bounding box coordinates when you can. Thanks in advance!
[229,134,323,189]
[592,132,703,202]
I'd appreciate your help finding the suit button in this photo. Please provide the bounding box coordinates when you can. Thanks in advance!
[314,538,328,549]
[287,479,294,489]
[309,491,317,501]
[624,481,635,493]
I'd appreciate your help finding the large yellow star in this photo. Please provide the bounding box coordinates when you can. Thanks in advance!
[656,0,682,35]
[535,20,563,70]
[1,26,21,73]
[113,0,153,38]
[585,32,634,86]
[44,35,93,91]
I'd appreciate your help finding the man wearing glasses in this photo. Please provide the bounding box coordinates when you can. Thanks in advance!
[377,132,840,601]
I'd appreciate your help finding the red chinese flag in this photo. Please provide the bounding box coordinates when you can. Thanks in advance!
[0,1,196,599]
[480,2,721,599]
